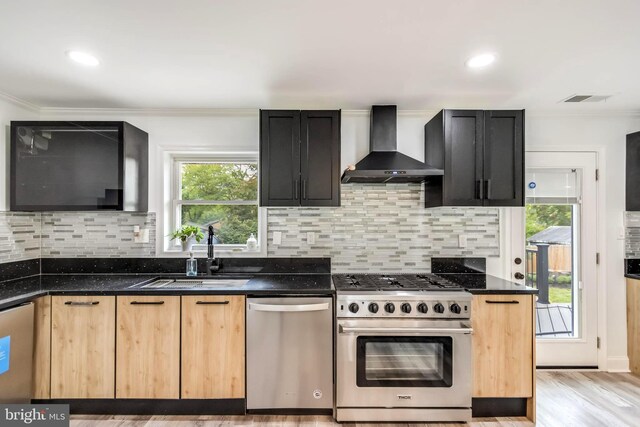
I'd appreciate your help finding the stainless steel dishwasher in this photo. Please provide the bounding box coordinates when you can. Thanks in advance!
[0,302,34,403]
[247,297,333,412]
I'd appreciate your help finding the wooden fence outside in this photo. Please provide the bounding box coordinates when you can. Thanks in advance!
[526,244,571,274]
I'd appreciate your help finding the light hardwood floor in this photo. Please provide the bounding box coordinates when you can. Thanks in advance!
[70,371,640,427]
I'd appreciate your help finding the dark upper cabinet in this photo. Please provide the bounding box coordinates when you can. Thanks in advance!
[260,110,340,207]
[424,109,524,207]
[627,131,640,211]
[10,121,148,212]
[483,110,524,207]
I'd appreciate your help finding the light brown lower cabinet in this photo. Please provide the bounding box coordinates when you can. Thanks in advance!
[181,295,245,399]
[50,296,116,398]
[627,278,640,374]
[472,293,536,421]
[116,295,181,399]
[32,296,52,399]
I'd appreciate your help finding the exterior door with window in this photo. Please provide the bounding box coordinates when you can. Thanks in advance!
[511,151,598,367]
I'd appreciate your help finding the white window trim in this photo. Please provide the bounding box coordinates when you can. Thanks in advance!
[163,152,266,257]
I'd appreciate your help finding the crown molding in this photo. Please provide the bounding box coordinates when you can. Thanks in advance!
[2,90,639,119]
[0,90,41,113]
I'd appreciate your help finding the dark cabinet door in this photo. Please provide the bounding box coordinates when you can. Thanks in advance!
[443,110,484,206]
[627,131,640,211]
[300,110,341,206]
[260,110,301,206]
[483,110,524,206]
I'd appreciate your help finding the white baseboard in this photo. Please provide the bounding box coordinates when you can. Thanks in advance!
[606,356,630,372]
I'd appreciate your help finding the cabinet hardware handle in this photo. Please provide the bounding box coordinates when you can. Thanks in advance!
[196,301,229,305]
[476,180,483,199]
[485,300,520,304]
[294,180,299,200]
[302,180,307,200]
[484,179,492,200]
[130,301,165,305]
[64,301,99,306]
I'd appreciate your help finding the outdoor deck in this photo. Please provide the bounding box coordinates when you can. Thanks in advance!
[536,302,573,337]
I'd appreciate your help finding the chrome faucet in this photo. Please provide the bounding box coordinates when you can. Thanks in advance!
[206,225,222,274]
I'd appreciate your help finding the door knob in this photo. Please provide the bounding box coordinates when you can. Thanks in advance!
[514,272,525,280]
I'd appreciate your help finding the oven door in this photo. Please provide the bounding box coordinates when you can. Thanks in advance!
[336,318,472,408]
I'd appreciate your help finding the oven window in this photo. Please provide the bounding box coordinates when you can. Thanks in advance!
[356,337,453,387]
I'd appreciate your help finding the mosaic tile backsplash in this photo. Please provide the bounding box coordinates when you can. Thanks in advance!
[40,212,156,258]
[0,212,41,263]
[1,185,500,270]
[267,184,500,273]
[625,211,640,258]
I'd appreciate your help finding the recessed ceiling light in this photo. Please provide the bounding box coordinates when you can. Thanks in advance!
[66,50,100,67]
[465,53,496,69]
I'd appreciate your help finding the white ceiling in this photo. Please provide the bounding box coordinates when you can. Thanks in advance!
[1,0,639,111]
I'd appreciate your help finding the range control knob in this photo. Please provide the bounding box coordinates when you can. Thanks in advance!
[417,303,429,314]
[348,303,360,313]
[384,303,395,313]
[401,303,412,314]
[434,303,445,314]
[368,302,379,313]
[450,303,462,314]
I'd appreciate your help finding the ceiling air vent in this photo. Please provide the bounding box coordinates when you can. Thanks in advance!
[563,94,612,103]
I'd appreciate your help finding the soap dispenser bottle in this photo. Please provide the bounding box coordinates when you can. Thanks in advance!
[186,251,197,277]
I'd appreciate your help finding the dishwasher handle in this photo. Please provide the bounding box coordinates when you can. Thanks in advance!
[248,302,330,312]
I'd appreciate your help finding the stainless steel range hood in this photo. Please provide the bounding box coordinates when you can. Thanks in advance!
[341,105,443,183]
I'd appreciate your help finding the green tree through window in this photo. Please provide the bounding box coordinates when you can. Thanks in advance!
[177,162,258,245]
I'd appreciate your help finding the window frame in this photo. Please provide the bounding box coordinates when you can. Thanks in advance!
[167,153,264,256]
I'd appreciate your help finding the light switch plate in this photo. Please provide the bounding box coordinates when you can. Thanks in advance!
[458,235,467,248]
[307,232,316,245]
[273,231,282,245]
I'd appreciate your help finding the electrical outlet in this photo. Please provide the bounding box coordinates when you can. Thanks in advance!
[458,235,467,248]
[307,232,316,245]
[134,229,149,243]
[273,231,282,245]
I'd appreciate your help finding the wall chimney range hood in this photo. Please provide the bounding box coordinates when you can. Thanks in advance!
[341,105,443,183]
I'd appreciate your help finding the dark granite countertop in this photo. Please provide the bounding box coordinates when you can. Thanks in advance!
[625,259,640,280]
[435,273,539,295]
[0,273,334,310]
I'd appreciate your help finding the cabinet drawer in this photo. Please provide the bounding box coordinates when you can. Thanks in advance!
[116,296,180,399]
[51,296,115,399]
[472,294,534,397]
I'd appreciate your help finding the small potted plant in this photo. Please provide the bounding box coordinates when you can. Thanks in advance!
[170,225,205,252]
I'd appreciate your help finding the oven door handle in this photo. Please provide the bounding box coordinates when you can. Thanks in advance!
[249,302,330,312]
[338,325,473,335]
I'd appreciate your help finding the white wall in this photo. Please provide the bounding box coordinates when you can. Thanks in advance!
[2,96,639,371]
[0,96,39,210]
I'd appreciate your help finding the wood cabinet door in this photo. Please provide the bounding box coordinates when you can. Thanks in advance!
[50,296,115,398]
[443,110,484,206]
[260,110,301,206]
[116,296,180,399]
[32,296,51,399]
[483,110,525,207]
[472,294,534,397]
[181,295,245,399]
[300,110,341,206]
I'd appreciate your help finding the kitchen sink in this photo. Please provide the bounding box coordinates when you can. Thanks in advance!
[134,278,250,289]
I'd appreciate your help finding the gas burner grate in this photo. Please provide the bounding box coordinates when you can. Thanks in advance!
[333,273,465,292]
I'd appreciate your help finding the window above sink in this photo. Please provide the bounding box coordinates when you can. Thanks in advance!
[163,152,266,257]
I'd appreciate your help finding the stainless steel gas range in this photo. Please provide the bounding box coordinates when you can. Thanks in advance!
[333,274,473,423]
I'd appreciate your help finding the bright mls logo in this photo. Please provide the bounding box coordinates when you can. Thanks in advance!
[1,405,69,426]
